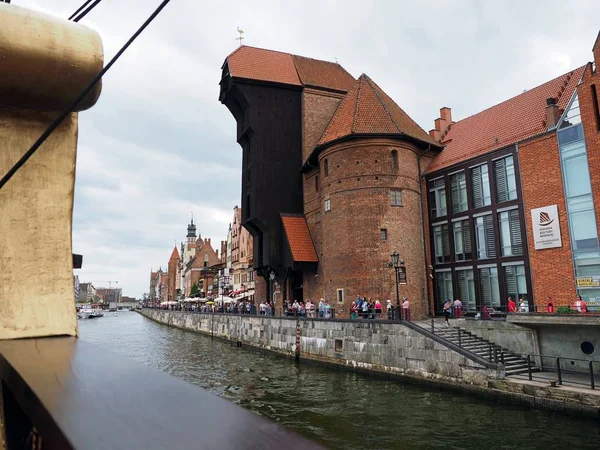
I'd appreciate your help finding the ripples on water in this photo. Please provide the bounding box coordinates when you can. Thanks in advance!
[79,312,600,449]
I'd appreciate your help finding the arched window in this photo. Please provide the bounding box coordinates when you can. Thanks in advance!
[391,150,398,172]
[324,158,329,177]
[204,253,209,267]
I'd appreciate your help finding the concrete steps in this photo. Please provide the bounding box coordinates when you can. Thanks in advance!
[432,326,536,376]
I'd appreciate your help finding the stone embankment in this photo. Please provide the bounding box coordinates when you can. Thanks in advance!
[140,309,600,418]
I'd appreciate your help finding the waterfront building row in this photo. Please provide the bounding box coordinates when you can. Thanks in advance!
[219,32,600,318]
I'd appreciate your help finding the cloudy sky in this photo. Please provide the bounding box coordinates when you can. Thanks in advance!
[19,0,600,298]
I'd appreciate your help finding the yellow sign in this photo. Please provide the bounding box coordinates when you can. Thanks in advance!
[576,278,600,288]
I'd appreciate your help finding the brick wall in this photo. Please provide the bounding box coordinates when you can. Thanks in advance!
[303,138,429,319]
[301,89,344,164]
[518,133,576,307]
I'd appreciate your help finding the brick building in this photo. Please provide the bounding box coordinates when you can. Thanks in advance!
[167,246,180,301]
[220,33,600,318]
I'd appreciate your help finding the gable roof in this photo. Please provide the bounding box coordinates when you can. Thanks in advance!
[426,65,586,173]
[169,246,180,260]
[318,74,440,148]
[225,46,355,92]
[281,214,319,263]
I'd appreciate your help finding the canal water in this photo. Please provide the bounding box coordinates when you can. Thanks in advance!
[79,312,599,449]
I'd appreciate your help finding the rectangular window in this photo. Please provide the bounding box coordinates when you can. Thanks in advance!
[390,189,403,206]
[456,268,476,312]
[435,271,453,312]
[449,172,468,213]
[494,155,517,203]
[498,209,523,256]
[563,154,592,198]
[478,266,500,308]
[504,264,527,302]
[380,228,387,241]
[337,288,344,303]
[453,220,472,260]
[471,164,491,208]
[428,178,447,218]
[474,214,495,259]
[324,199,331,212]
[433,224,450,264]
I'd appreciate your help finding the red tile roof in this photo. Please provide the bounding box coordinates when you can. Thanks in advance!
[318,74,440,147]
[281,214,319,263]
[169,246,180,260]
[426,66,586,173]
[225,46,354,92]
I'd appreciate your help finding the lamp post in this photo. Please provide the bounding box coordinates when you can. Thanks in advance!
[390,251,404,321]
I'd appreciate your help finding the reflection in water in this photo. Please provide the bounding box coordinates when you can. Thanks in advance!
[79,312,600,449]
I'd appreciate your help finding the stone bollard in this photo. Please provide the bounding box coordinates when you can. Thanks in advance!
[0,3,103,339]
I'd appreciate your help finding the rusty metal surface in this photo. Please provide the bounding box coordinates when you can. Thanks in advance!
[0,337,324,450]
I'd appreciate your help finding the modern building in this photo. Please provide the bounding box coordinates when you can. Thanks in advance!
[220,34,600,319]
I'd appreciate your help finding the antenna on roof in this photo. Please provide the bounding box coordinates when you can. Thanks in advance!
[236,27,244,46]
[334,56,338,63]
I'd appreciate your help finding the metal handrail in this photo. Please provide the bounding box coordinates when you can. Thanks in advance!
[521,353,600,390]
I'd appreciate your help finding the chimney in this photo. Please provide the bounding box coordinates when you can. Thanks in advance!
[430,107,453,142]
[546,97,561,129]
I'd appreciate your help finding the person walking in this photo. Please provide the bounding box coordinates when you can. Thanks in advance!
[401,297,410,321]
[453,298,462,318]
[443,299,452,325]
[507,297,517,313]
[573,294,588,313]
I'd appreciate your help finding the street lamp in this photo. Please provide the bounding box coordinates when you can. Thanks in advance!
[390,251,404,320]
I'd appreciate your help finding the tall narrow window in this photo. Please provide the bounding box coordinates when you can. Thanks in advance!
[592,84,600,131]
[324,198,331,212]
[471,164,491,208]
[204,253,209,267]
[456,268,476,312]
[435,271,453,312]
[453,219,472,260]
[380,228,388,241]
[429,178,447,218]
[390,189,403,206]
[479,267,501,308]
[315,175,319,192]
[499,209,523,256]
[324,158,329,177]
[504,264,527,301]
[474,214,495,259]
[494,155,517,203]
[391,150,398,172]
[433,224,450,264]
[449,171,468,213]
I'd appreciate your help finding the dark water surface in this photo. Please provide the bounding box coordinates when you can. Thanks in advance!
[78,312,599,449]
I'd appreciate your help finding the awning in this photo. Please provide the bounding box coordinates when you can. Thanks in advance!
[281,214,318,263]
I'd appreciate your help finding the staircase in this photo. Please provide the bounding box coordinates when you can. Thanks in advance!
[432,325,535,376]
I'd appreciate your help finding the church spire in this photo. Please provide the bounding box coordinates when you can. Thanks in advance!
[187,213,197,242]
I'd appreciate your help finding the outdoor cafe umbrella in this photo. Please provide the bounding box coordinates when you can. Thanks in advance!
[160,301,178,306]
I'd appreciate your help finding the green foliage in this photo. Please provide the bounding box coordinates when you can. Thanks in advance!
[556,306,578,314]
[190,283,199,296]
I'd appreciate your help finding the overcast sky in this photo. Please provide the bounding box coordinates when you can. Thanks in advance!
[19,0,600,298]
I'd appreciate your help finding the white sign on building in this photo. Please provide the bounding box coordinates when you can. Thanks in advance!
[531,204,562,250]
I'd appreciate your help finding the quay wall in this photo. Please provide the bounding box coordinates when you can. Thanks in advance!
[140,310,600,418]
[140,309,495,387]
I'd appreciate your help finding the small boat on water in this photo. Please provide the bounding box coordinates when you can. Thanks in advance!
[79,308,104,319]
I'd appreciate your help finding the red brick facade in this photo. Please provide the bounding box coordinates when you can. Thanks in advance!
[303,138,431,318]
[519,133,576,307]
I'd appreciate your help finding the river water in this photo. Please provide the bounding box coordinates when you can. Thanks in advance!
[78,312,599,449]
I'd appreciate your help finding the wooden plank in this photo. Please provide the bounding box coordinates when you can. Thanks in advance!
[0,337,323,450]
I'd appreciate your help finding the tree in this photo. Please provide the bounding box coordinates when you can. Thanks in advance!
[190,283,199,297]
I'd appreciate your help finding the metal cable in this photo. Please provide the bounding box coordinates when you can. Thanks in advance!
[0,0,172,191]
[68,0,94,20]
[72,0,103,22]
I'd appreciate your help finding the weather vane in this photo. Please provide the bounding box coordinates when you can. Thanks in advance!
[236,27,244,46]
